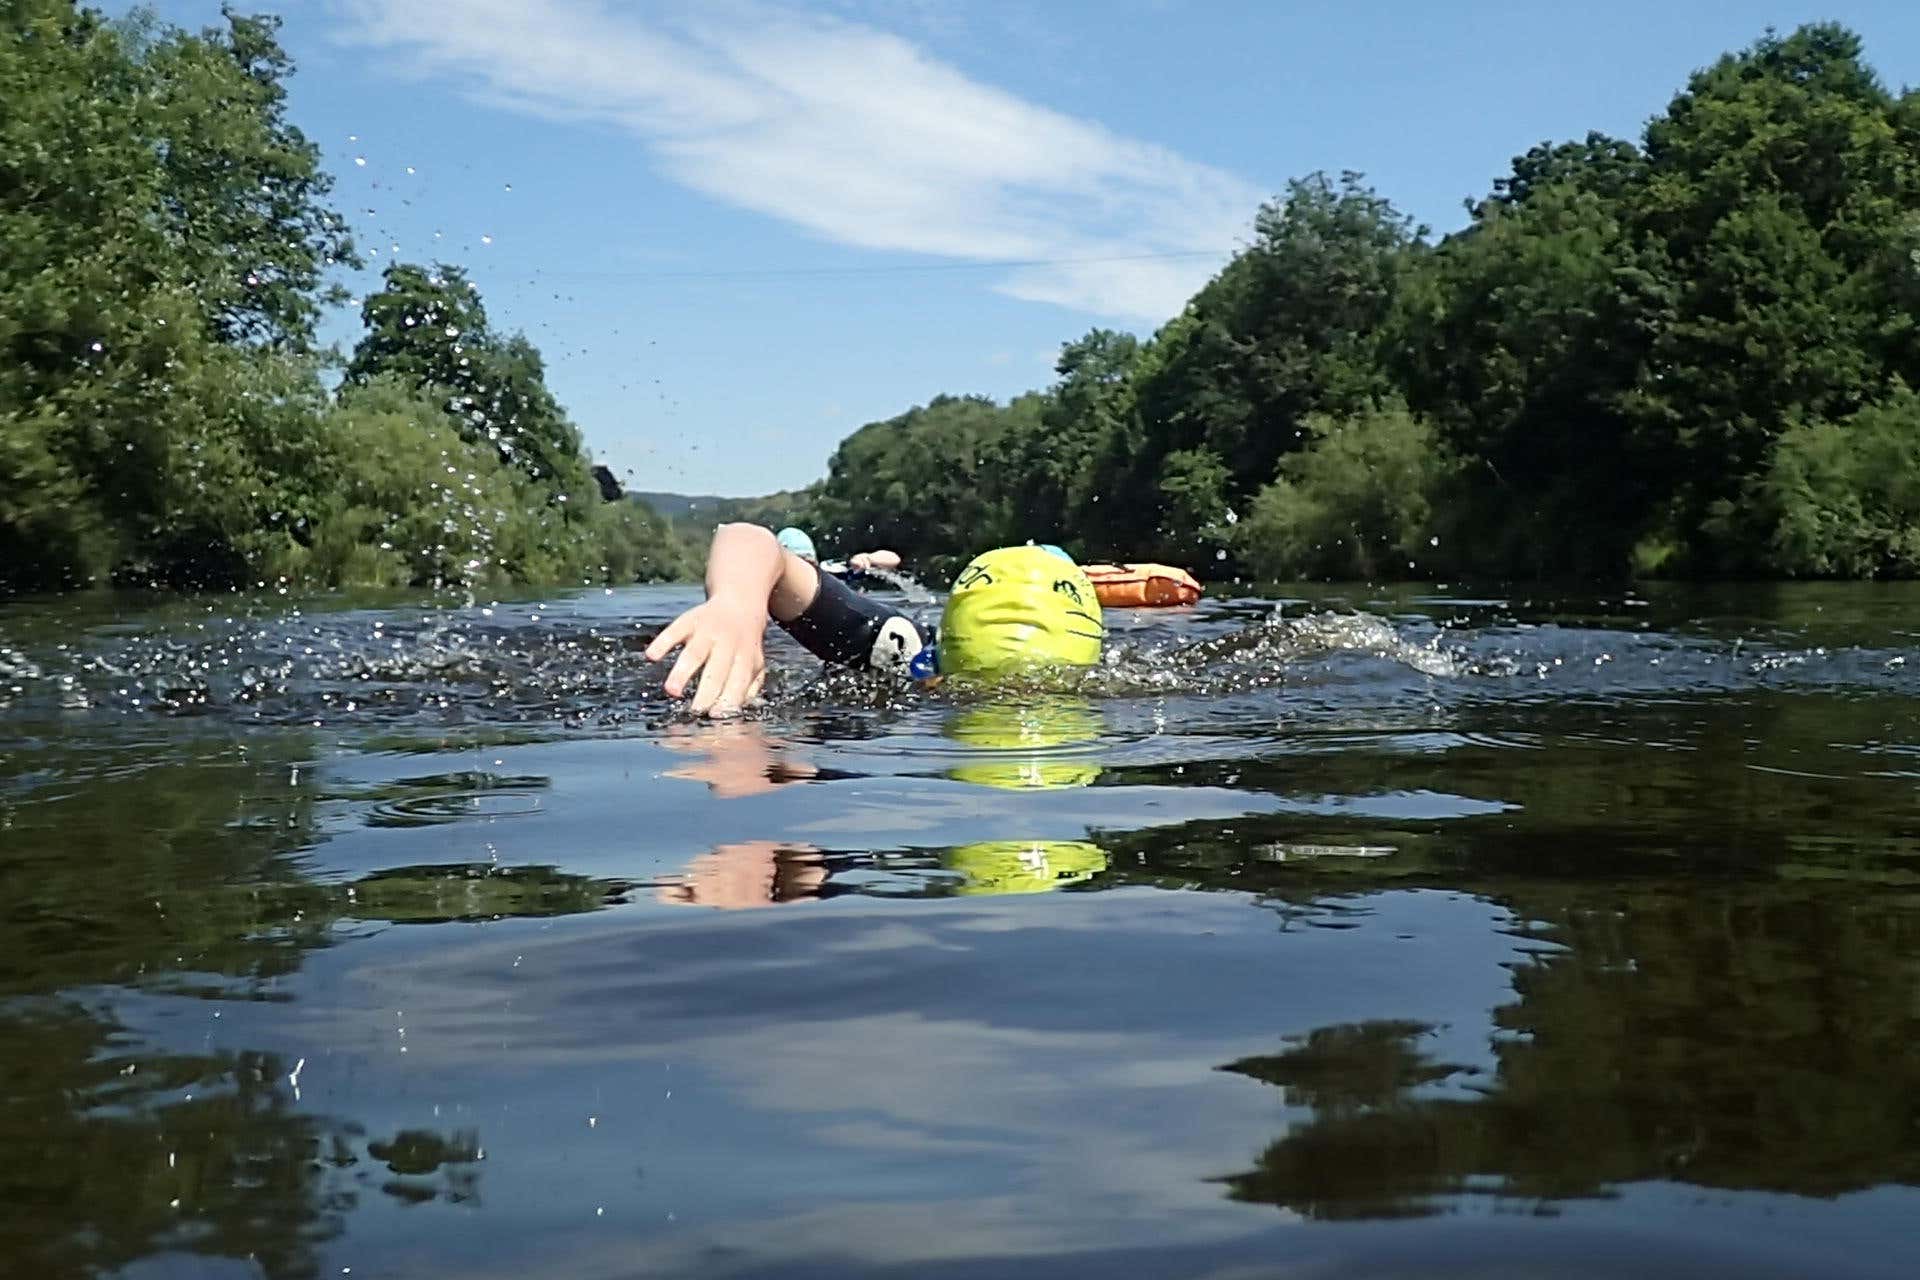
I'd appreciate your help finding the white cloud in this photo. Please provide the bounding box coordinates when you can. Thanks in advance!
[335,0,1260,320]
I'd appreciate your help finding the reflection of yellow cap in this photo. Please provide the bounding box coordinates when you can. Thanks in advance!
[945,699,1102,790]
[943,841,1109,895]
[940,546,1103,674]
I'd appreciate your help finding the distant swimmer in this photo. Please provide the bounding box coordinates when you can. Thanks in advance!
[647,523,1103,716]
[774,526,901,583]
[773,527,819,562]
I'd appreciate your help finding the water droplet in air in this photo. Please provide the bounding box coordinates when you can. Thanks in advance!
[481,235,493,245]
[354,156,366,166]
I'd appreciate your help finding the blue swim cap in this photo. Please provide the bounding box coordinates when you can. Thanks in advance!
[775,527,817,561]
[1038,543,1073,562]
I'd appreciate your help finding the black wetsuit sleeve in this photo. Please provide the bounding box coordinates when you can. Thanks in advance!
[779,570,925,673]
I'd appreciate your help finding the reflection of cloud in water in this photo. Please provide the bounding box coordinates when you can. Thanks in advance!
[317,889,1524,1270]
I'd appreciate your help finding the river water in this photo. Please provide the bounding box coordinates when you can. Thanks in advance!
[2,581,1916,1278]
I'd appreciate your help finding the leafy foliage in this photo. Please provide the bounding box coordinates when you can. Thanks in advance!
[1235,404,1458,581]
[345,263,587,488]
[794,23,1920,583]
[127,7,359,349]
[9,8,1920,590]
[1,3,682,592]
[806,393,1039,579]
[1756,387,1920,577]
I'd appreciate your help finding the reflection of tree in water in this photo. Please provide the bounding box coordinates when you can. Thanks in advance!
[1217,1021,1486,1219]
[1217,883,1920,1218]
[368,1128,485,1207]
[0,1002,346,1280]
[0,739,616,1277]
[1090,684,1920,1215]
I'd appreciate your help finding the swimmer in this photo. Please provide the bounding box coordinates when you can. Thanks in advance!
[646,523,1104,716]
[774,527,902,579]
[773,527,819,562]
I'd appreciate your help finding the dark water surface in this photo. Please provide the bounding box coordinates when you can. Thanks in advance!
[3,582,1918,1279]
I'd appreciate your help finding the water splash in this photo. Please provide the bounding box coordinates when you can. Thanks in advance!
[847,564,935,606]
[1,589,1912,742]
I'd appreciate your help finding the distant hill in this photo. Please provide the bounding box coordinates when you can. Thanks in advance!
[627,491,735,520]
[627,489,815,533]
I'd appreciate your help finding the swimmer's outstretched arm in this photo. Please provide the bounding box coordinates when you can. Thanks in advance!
[646,523,818,716]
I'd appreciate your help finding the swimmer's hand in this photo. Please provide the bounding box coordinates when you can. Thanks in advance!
[645,596,768,717]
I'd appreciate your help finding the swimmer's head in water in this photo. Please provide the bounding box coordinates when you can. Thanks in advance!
[774,527,817,562]
[939,546,1104,674]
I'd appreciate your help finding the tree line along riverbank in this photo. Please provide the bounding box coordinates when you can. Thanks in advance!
[7,10,1918,591]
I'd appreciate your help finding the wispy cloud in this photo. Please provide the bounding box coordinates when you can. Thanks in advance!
[335,0,1260,320]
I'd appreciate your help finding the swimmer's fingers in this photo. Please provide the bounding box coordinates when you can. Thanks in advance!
[690,639,746,716]
[687,641,730,716]
[697,645,764,718]
[726,654,767,714]
[663,632,715,700]
[645,609,699,664]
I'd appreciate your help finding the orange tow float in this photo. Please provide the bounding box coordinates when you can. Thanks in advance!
[1081,563,1203,608]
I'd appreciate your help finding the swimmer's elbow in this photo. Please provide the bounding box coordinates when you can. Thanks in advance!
[707,523,782,563]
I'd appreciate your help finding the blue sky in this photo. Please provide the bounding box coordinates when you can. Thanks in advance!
[137,0,1920,497]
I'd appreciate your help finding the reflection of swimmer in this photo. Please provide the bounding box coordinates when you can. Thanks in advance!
[649,720,1108,906]
[943,841,1108,895]
[945,699,1103,790]
[659,838,1107,908]
[658,722,834,798]
[657,840,827,909]
[647,524,1103,716]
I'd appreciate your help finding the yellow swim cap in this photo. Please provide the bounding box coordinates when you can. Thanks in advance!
[945,698,1102,790]
[942,840,1109,896]
[940,546,1104,674]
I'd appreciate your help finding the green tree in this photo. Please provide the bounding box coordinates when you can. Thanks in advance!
[1396,182,1667,577]
[1103,173,1422,560]
[1755,385,1920,577]
[992,329,1140,553]
[1639,23,1920,564]
[2,1,210,584]
[130,6,359,349]
[1476,131,1646,213]
[345,263,587,489]
[1,3,360,587]
[807,393,1037,574]
[1235,402,1457,581]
